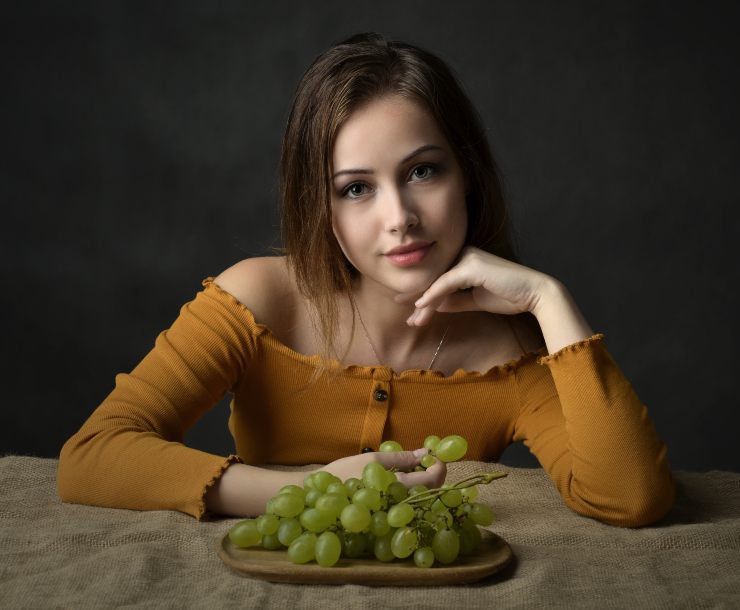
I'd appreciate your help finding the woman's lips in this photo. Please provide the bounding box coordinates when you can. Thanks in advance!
[384,243,433,267]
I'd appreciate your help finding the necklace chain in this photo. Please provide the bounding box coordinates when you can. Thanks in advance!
[354,300,451,370]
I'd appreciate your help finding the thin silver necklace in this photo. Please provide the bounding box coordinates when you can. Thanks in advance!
[354,299,451,370]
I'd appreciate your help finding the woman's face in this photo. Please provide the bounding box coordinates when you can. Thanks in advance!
[330,94,468,298]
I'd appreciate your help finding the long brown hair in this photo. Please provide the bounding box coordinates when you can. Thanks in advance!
[279,32,544,377]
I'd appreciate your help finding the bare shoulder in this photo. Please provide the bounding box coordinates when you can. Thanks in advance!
[212,256,298,328]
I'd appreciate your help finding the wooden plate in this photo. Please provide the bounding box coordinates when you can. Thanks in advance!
[217,528,513,586]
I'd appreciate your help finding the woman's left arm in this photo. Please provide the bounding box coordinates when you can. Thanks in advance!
[402,246,677,527]
[523,285,676,527]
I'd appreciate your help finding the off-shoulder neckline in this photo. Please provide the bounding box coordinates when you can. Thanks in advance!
[201,276,549,381]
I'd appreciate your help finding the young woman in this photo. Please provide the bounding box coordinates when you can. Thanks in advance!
[57,32,676,528]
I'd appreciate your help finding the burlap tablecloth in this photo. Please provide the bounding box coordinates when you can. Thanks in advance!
[1,456,738,609]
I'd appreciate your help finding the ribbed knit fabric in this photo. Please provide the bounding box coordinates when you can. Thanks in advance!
[57,278,676,527]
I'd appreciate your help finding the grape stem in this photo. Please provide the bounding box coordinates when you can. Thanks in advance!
[400,471,508,505]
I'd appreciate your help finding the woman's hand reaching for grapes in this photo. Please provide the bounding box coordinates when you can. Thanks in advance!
[319,448,447,489]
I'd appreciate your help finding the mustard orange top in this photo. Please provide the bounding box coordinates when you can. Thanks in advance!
[57,278,676,527]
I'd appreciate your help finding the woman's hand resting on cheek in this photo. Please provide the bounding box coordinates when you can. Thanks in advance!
[397,246,554,326]
[318,449,447,489]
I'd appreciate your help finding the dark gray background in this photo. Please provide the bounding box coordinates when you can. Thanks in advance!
[2,1,738,471]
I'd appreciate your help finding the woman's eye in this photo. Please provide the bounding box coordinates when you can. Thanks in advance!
[411,165,437,180]
[342,183,368,199]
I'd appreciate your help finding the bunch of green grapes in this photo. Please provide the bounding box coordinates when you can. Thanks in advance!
[227,434,506,568]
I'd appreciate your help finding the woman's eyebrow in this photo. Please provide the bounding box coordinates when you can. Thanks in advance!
[332,144,444,179]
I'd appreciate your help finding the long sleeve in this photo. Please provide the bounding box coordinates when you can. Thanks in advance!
[57,282,257,519]
[512,333,676,527]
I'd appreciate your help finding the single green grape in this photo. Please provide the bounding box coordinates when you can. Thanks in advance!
[344,478,363,497]
[352,487,382,512]
[379,440,403,452]
[315,531,342,567]
[342,532,369,558]
[432,528,460,565]
[469,503,495,526]
[261,533,283,550]
[326,482,349,497]
[278,484,305,498]
[461,485,478,502]
[373,531,396,562]
[423,435,441,451]
[441,489,463,507]
[340,503,372,533]
[362,462,390,492]
[420,454,437,469]
[287,532,317,564]
[431,498,447,513]
[458,520,482,555]
[228,519,261,548]
[270,492,304,518]
[370,510,391,537]
[304,488,322,508]
[312,471,340,493]
[413,546,435,568]
[390,527,418,559]
[256,513,279,536]
[314,493,349,519]
[387,481,408,503]
[299,507,333,533]
[276,518,303,546]
[408,484,429,496]
[387,503,414,528]
[434,435,468,462]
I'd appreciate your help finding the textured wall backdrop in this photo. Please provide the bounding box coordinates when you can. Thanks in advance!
[2,1,738,471]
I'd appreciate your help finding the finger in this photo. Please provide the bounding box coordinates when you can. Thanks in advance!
[406,307,428,326]
[434,290,477,313]
[421,456,447,488]
[414,268,471,307]
[396,458,447,488]
[373,449,422,472]
[407,304,440,326]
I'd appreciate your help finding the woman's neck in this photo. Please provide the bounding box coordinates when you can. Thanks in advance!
[349,278,449,368]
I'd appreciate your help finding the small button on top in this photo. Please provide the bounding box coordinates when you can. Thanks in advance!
[361,447,374,454]
[373,389,388,402]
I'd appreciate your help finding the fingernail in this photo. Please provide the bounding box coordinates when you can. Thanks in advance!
[413,448,428,457]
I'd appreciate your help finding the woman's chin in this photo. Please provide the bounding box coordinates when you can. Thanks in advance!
[354,261,445,298]
[386,272,440,298]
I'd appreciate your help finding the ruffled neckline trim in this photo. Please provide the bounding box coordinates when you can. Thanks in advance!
[201,277,550,382]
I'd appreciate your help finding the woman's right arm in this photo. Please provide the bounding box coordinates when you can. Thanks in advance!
[57,264,273,520]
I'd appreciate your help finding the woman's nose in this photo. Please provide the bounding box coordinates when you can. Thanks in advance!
[383,187,419,233]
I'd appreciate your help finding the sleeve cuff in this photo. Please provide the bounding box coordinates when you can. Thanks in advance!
[195,453,245,521]
[537,333,606,366]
